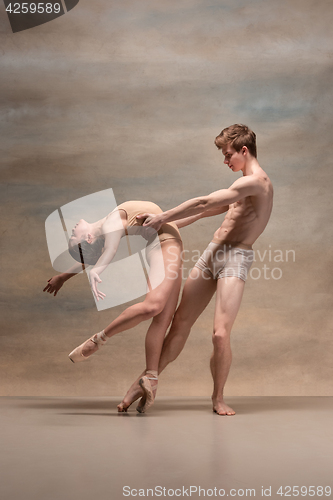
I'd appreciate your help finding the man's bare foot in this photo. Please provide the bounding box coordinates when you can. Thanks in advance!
[212,397,235,416]
[117,379,145,412]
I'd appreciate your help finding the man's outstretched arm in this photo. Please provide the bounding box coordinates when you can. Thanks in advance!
[138,176,261,231]
[174,205,229,229]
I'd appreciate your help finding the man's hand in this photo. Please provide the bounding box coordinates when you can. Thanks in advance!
[136,213,163,231]
[89,270,106,302]
[43,276,65,296]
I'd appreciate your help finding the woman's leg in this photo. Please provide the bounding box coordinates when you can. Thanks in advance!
[77,240,182,357]
[118,267,217,410]
[116,241,182,411]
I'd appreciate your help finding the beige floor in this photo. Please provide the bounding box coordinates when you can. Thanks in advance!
[0,397,332,500]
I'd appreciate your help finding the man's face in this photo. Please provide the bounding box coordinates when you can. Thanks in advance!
[221,144,246,172]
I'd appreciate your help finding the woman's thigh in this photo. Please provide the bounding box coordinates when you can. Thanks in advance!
[144,239,183,312]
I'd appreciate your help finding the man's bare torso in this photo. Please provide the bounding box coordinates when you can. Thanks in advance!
[213,170,273,248]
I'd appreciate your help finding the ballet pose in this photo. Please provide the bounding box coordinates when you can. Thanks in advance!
[120,124,273,416]
[44,200,185,413]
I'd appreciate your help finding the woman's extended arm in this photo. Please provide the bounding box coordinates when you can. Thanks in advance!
[43,261,85,296]
[89,211,126,301]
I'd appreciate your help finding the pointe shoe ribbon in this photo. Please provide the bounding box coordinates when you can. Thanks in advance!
[68,330,108,363]
[137,370,158,413]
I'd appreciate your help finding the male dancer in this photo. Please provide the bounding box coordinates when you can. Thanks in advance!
[119,124,273,415]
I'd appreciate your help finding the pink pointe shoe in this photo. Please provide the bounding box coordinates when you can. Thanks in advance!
[68,330,108,363]
[136,370,158,413]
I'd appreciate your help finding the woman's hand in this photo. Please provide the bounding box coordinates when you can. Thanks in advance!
[43,276,65,296]
[89,270,106,301]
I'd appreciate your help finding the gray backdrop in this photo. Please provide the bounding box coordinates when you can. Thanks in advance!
[1,0,332,396]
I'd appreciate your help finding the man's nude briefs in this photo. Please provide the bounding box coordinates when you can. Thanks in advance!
[195,242,254,282]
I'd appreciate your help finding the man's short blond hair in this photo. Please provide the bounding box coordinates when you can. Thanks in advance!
[215,124,257,158]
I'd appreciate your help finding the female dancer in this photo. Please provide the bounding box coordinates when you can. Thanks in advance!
[44,201,183,413]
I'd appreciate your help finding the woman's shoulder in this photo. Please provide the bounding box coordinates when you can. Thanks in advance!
[103,208,127,232]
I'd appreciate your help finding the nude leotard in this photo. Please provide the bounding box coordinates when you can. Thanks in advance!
[115,201,182,243]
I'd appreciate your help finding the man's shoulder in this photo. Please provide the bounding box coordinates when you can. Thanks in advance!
[231,174,261,189]
[252,168,272,187]
[231,170,272,199]
[252,171,273,200]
